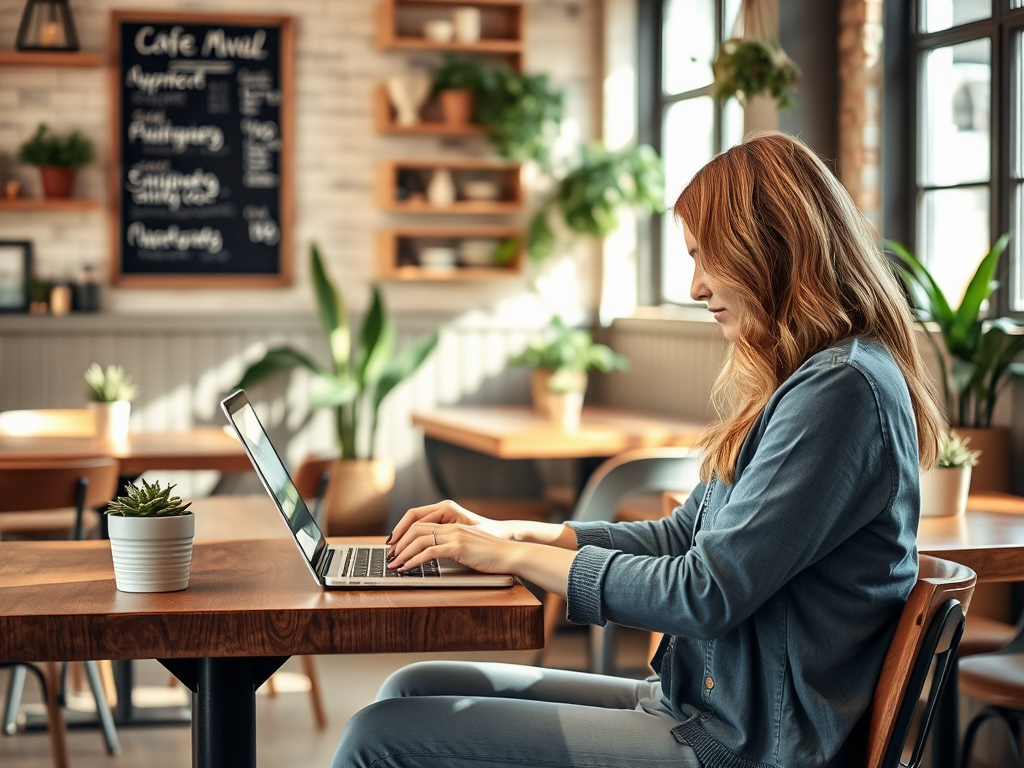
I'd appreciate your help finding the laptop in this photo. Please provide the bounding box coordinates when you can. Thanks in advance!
[220,390,514,589]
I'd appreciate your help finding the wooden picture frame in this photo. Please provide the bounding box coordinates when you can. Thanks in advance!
[109,11,293,288]
[0,241,32,312]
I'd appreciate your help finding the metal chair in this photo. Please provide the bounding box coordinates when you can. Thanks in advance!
[0,458,122,767]
[535,447,702,672]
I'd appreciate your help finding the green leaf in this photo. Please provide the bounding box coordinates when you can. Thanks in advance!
[885,240,956,330]
[236,347,324,390]
[357,285,396,389]
[310,243,351,375]
[953,232,1011,342]
[373,333,439,411]
[528,210,556,262]
[309,372,359,409]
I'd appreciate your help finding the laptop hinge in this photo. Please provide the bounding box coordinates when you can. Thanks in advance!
[317,547,334,581]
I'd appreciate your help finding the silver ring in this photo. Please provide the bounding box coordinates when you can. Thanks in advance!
[431,530,437,547]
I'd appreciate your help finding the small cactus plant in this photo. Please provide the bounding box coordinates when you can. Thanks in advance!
[84,363,138,403]
[106,479,192,517]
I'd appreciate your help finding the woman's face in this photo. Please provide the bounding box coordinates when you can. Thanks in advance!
[685,223,743,342]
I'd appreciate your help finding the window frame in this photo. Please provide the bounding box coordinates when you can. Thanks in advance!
[637,0,738,307]
[903,1,1024,316]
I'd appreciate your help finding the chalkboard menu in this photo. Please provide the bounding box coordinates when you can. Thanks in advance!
[110,12,293,287]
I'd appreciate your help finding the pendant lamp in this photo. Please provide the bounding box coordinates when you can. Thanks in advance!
[15,0,80,51]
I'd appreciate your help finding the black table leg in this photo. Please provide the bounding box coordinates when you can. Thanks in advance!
[161,656,287,768]
[933,654,960,768]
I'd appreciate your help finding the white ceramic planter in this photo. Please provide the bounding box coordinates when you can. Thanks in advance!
[108,513,195,593]
[90,401,131,441]
[548,391,585,431]
[920,466,972,517]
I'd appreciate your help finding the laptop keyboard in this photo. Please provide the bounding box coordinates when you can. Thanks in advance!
[344,547,440,578]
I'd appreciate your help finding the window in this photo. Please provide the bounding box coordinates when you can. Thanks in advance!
[640,0,745,306]
[909,0,1024,310]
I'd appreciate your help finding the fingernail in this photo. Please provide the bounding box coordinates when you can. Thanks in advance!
[385,533,393,544]
[387,554,396,563]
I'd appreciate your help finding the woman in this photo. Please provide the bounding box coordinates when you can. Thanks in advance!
[331,132,944,768]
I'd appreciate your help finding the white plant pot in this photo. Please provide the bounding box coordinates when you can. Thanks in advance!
[548,391,585,431]
[919,466,972,518]
[90,401,131,441]
[108,513,195,593]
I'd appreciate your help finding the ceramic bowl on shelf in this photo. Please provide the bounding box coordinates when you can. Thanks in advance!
[419,246,457,270]
[424,19,455,42]
[457,239,500,267]
[461,179,502,201]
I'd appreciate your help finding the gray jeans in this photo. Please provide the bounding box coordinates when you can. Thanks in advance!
[330,661,702,768]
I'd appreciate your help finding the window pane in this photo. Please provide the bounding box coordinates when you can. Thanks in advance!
[919,0,990,33]
[661,97,714,304]
[723,96,744,149]
[919,38,991,186]
[1014,30,1023,180]
[918,186,990,306]
[663,0,716,94]
[1012,184,1024,310]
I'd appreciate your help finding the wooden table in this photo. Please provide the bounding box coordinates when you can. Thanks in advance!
[0,427,251,476]
[0,536,543,768]
[413,405,706,460]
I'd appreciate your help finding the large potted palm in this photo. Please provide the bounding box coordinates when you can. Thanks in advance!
[235,244,438,534]
[890,233,1024,491]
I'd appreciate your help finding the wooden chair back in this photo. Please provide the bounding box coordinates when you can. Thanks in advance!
[862,553,976,768]
[0,409,95,437]
[0,458,120,513]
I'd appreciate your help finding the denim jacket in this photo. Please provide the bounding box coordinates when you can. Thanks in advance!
[566,338,920,768]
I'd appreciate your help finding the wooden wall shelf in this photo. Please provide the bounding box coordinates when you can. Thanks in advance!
[374,85,486,135]
[377,159,522,214]
[377,0,525,71]
[0,51,104,67]
[378,226,524,280]
[0,198,100,212]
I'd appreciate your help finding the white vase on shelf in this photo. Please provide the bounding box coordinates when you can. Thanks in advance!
[427,169,457,207]
[386,73,431,127]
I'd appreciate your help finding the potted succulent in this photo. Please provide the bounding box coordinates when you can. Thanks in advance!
[920,432,981,517]
[508,315,630,419]
[84,363,137,442]
[17,123,95,199]
[528,142,665,262]
[712,37,801,110]
[889,233,1022,491]
[106,480,194,593]
[234,243,438,535]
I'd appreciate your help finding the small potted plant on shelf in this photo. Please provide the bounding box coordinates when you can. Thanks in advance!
[17,123,95,199]
[234,243,439,535]
[889,233,1023,492]
[106,480,194,593]
[920,431,981,517]
[84,363,137,442]
[430,54,482,126]
[508,316,630,420]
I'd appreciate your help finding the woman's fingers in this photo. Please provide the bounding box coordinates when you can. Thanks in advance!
[388,525,445,572]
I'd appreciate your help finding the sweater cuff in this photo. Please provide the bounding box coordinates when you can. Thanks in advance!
[565,521,614,550]
[566,545,617,626]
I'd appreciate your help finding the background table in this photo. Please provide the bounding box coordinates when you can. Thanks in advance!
[0,536,542,768]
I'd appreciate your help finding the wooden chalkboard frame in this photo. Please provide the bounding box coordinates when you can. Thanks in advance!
[109,11,294,288]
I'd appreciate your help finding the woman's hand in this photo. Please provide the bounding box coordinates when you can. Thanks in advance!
[388,521,516,575]
[388,499,509,546]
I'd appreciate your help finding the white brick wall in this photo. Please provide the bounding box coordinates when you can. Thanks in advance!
[0,0,598,316]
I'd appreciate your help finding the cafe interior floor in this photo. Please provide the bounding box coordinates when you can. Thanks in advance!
[0,625,655,767]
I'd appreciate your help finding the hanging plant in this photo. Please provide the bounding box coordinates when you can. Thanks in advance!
[712,37,800,110]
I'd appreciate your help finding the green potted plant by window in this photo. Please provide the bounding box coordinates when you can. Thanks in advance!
[508,315,630,422]
[889,233,1023,491]
[527,142,665,262]
[17,123,95,199]
[106,480,194,593]
[920,431,981,517]
[234,243,438,535]
[84,363,138,442]
[712,37,801,110]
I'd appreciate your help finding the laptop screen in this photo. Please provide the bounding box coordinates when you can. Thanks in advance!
[221,390,327,570]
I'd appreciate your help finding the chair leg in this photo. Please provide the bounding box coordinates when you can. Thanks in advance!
[84,661,120,755]
[589,622,618,675]
[3,664,27,735]
[300,655,328,730]
[532,593,566,665]
[41,662,70,768]
[960,706,1023,768]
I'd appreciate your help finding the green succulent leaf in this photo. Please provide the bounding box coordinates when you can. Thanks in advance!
[106,479,192,517]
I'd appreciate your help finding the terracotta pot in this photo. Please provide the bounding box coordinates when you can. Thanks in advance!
[920,466,972,517]
[956,427,1010,493]
[39,166,75,199]
[530,370,554,414]
[322,458,395,536]
[440,89,474,126]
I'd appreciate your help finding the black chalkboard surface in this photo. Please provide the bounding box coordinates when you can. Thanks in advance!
[110,12,293,287]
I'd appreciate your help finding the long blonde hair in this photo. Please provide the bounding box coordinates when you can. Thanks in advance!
[674,132,943,484]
